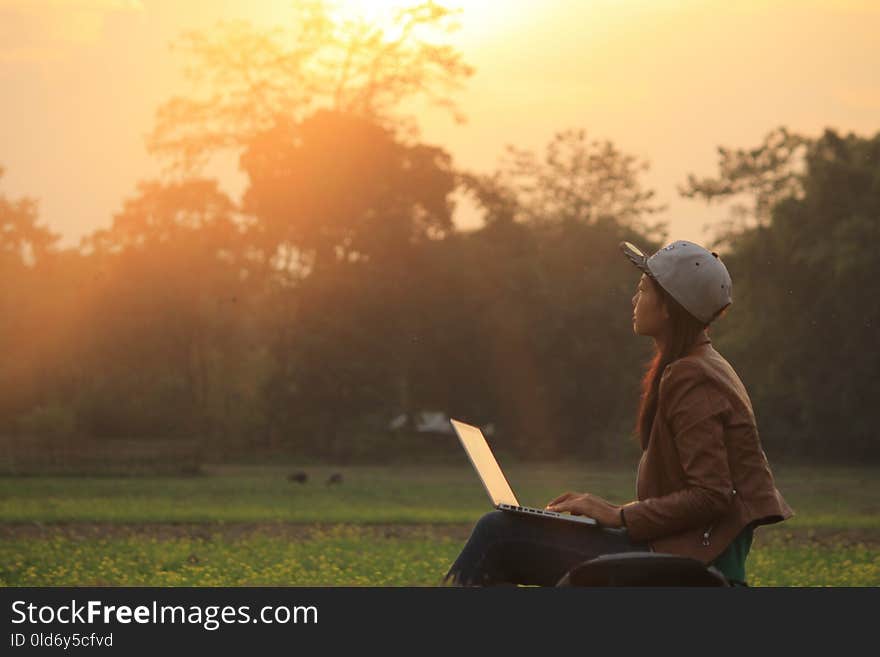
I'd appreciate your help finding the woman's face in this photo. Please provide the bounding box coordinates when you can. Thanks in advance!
[631,273,669,337]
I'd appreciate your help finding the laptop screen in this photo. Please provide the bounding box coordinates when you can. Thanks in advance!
[450,419,519,507]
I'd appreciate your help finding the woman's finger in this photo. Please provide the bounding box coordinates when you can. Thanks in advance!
[546,491,577,507]
[554,494,593,515]
[549,498,578,513]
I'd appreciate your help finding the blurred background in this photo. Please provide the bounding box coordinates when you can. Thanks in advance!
[1,0,878,475]
[1,0,878,588]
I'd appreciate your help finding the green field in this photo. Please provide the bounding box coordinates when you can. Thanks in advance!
[1,464,878,586]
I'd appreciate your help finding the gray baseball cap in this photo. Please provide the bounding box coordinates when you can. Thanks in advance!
[620,240,733,325]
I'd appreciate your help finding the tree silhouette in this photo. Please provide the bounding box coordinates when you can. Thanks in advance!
[242,109,458,457]
[240,109,455,275]
[74,179,261,445]
[0,166,59,268]
[683,128,880,460]
[462,129,667,239]
[679,126,807,244]
[148,0,473,173]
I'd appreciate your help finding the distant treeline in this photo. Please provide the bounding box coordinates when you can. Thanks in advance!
[1,123,877,467]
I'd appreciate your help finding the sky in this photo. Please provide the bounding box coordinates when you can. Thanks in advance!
[1,0,878,248]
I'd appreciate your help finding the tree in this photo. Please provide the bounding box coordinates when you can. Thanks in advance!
[462,129,667,239]
[240,109,455,274]
[445,132,671,458]
[246,110,459,457]
[0,166,59,268]
[679,126,807,245]
[148,0,473,173]
[75,179,263,445]
[0,167,65,431]
[682,128,880,460]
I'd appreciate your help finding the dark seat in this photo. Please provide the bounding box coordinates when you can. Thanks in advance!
[556,551,731,587]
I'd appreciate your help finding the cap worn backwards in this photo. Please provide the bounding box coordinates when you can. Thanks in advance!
[619,240,732,325]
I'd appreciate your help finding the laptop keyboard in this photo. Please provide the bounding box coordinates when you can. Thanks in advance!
[499,503,597,524]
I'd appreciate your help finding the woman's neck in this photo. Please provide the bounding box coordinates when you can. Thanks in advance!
[653,328,709,355]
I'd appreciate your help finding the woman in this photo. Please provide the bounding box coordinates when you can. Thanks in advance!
[443,239,793,586]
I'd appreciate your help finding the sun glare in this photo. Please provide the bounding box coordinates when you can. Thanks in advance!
[325,0,486,37]
[322,1,523,48]
[328,0,420,26]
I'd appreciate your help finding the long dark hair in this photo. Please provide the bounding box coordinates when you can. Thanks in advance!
[635,275,712,449]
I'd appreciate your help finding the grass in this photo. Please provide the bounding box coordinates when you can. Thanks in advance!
[0,526,876,587]
[0,526,462,587]
[1,463,877,528]
[0,463,877,586]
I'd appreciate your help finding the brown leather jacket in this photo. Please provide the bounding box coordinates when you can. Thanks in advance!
[621,332,793,563]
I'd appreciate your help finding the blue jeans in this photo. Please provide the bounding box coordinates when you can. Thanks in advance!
[444,510,649,586]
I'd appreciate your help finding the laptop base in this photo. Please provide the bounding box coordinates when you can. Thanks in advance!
[498,503,598,526]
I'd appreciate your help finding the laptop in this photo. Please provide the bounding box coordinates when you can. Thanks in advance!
[450,418,597,526]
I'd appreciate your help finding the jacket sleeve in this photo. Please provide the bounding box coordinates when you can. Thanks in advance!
[622,362,735,542]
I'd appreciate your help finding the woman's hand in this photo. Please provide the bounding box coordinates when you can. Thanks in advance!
[545,491,623,528]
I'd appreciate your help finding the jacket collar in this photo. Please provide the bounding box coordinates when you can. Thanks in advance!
[686,332,712,356]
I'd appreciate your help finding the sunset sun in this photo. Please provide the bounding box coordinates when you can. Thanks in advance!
[328,0,443,27]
